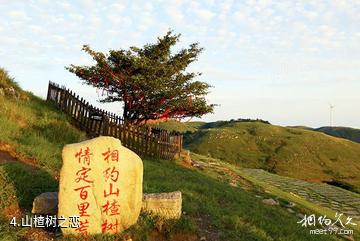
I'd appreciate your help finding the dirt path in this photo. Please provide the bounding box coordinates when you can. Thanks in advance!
[0,150,18,164]
[0,142,39,169]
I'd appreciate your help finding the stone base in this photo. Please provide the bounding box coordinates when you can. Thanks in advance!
[32,192,58,214]
[142,191,182,219]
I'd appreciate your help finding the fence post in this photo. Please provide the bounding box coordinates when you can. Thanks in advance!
[56,88,60,107]
[46,81,51,101]
[103,115,110,136]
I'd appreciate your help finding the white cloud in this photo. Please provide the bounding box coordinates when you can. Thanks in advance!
[218,0,233,21]
[87,16,101,30]
[107,14,132,26]
[194,8,215,21]
[69,13,84,22]
[30,25,47,34]
[8,10,28,20]
[52,34,66,44]
[56,1,72,10]
[164,0,184,23]
[49,15,65,24]
[110,3,125,12]
[233,11,246,22]
[143,2,154,11]
[303,10,318,19]
[105,29,120,36]
[0,36,18,44]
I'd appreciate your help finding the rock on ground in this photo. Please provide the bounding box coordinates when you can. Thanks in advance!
[32,192,58,214]
[142,191,182,219]
[262,198,279,206]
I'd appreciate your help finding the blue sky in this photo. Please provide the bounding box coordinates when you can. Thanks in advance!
[1,0,359,128]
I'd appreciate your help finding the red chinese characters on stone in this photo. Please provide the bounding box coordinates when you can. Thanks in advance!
[101,219,119,234]
[102,199,120,216]
[101,147,120,233]
[103,166,119,182]
[75,219,89,235]
[75,147,93,165]
[104,183,119,198]
[75,167,94,183]
[74,185,91,200]
[77,201,90,217]
[102,148,119,163]
[73,147,94,235]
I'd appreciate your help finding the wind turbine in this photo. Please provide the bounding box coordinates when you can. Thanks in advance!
[329,104,335,127]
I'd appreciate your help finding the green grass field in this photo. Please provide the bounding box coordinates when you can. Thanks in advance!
[0,68,358,240]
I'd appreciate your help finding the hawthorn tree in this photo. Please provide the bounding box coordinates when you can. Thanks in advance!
[66,31,214,124]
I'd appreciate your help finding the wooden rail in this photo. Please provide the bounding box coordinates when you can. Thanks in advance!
[46,81,183,160]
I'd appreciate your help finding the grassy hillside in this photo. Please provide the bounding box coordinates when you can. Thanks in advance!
[168,120,360,193]
[1,69,349,240]
[315,126,360,143]
[0,90,87,176]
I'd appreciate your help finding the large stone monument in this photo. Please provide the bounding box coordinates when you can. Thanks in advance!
[58,136,143,235]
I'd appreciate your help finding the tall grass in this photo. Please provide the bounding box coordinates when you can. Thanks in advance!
[0,67,21,91]
[0,69,87,175]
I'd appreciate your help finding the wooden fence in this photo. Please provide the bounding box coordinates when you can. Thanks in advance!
[46,81,183,160]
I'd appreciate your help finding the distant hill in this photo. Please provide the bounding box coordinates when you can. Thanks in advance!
[289,125,360,144]
[314,126,360,144]
[157,120,360,193]
[152,118,270,133]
